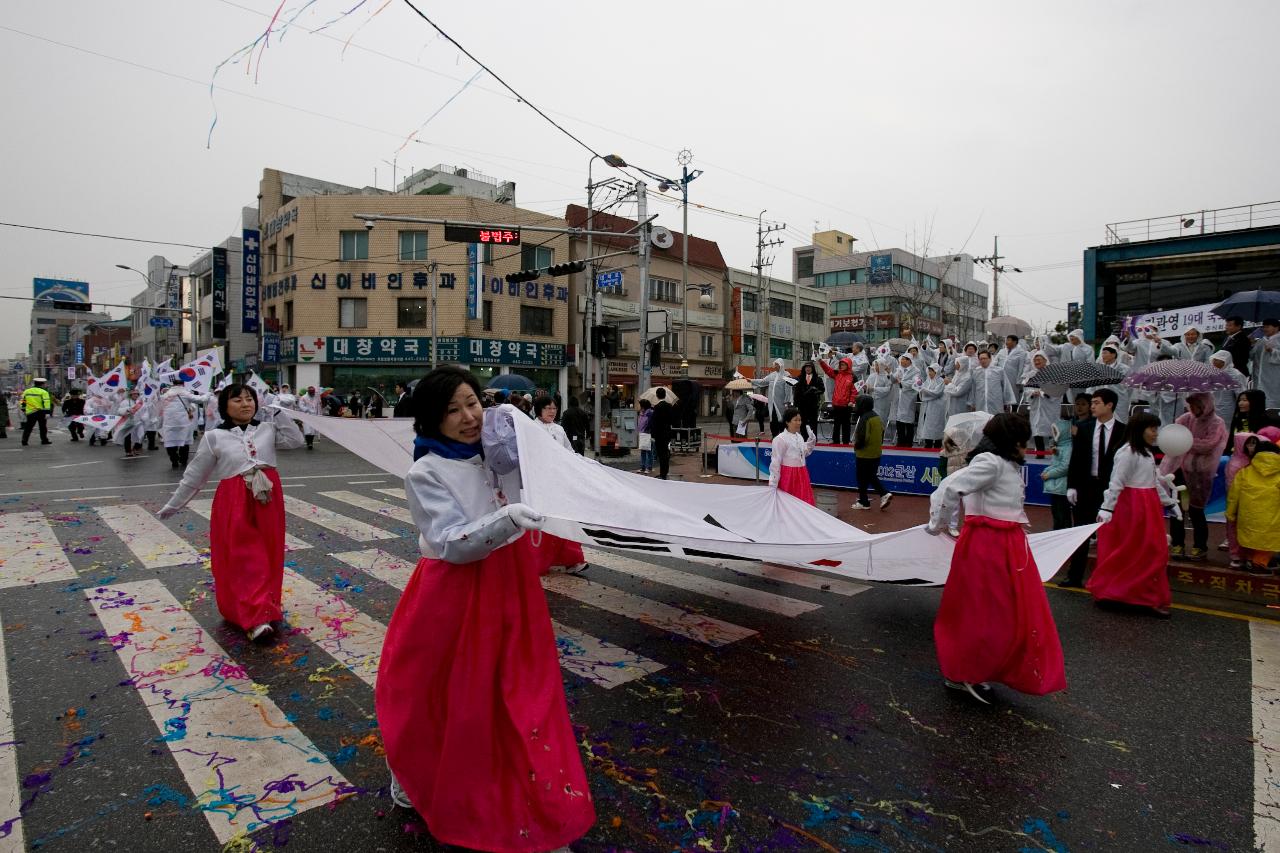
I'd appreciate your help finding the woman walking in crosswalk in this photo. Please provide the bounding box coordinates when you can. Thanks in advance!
[157,383,305,642]
[375,366,594,852]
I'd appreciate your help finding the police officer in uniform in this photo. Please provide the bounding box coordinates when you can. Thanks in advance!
[21,377,53,446]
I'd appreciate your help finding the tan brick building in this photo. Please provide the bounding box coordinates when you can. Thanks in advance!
[258,168,573,398]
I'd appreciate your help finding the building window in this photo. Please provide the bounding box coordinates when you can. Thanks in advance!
[800,304,825,324]
[661,331,679,353]
[340,230,369,261]
[520,305,553,336]
[520,244,553,270]
[743,335,756,356]
[647,276,680,304]
[284,235,294,267]
[923,273,939,292]
[284,300,294,332]
[399,231,428,262]
[397,297,428,328]
[796,252,814,279]
[700,334,715,356]
[268,244,278,274]
[339,297,367,328]
[482,299,493,332]
[770,338,793,360]
[769,297,793,319]
[481,243,493,264]
[921,305,941,320]
[869,297,889,312]
[741,291,758,312]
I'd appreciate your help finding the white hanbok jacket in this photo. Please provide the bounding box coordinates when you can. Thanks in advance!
[1100,445,1178,514]
[928,452,1029,529]
[160,409,305,513]
[768,428,817,487]
[405,451,523,563]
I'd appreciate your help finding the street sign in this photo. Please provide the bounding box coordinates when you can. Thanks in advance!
[149,316,174,328]
[443,225,521,245]
[66,366,75,380]
[595,270,623,290]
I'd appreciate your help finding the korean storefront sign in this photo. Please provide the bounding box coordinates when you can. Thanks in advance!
[242,229,260,334]
[262,270,569,305]
[211,247,228,339]
[277,335,566,368]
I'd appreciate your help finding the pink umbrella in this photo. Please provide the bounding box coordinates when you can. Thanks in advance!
[748,392,769,404]
[1122,360,1240,393]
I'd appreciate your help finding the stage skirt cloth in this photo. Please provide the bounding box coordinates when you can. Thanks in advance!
[374,533,595,852]
[933,515,1066,696]
[531,532,586,576]
[1087,486,1172,610]
[209,468,285,630]
[778,464,816,506]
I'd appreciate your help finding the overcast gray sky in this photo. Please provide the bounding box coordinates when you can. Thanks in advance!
[3,0,1278,358]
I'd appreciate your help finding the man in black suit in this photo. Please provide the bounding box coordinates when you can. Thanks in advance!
[1060,387,1127,587]
[1222,316,1253,377]
[649,387,674,480]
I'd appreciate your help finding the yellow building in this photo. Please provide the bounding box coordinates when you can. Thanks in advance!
[258,168,572,397]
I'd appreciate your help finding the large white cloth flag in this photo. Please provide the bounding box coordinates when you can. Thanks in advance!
[72,413,122,433]
[283,406,1096,586]
[160,352,220,394]
[87,361,127,401]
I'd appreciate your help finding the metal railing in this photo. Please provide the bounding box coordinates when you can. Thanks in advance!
[1105,200,1280,245]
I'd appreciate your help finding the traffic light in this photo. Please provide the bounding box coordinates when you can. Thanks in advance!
[590,325,618,358]
[648,338,662,368]
[505,269,540,284]
[546,261,586,277]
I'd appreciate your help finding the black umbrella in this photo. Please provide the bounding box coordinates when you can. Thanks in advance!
[1211,289,1280,323]
[1024,362,1125,389]
[825,331,866,348]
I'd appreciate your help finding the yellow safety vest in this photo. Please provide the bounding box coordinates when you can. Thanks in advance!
[22,387,51,415]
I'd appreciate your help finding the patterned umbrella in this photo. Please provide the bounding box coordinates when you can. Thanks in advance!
[1025,362,1125,389]
[1122,360,1239,393]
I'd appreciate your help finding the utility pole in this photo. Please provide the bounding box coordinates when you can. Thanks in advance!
[636,180,652,398]
[752,213,785,369]
[973,236,1020,322]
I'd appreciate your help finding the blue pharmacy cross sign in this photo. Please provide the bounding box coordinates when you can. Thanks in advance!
[149,316,175,328]
[595,270,623,289]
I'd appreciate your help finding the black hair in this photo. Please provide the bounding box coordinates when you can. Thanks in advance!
[639,398,651,410]
[968,412,1032,465]
[1074,392,1092,404]
[216,384,258,428]
[1232,389,1269,433]
[1264,318,1280,328]
[1126,412,1161,456]
[655,387,666,399]
[853,394,875,415]
[1254,441,1280,457]
[1226,315,1244,327]
[532,394,556,417]
[568,396,579,408]
[782,406,801,424]
[1006,335,1019,343]
[1091,387,1118,410]
[411,366,483,439]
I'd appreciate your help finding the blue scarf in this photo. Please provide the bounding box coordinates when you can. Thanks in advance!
[414,435,482,461]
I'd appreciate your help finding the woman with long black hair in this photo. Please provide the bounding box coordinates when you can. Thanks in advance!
[793,361,824,440]
[927,412,1066,704]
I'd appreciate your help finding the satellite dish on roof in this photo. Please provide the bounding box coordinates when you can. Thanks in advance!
[650,226,674,250]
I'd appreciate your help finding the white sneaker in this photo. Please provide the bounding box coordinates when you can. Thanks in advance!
[565,562,589,575]
[247,623,274,642]
[879,493,894,511]
[944,679,991,705]
[389,774,413,809]
[850,502,871,510]
[948,527,961,538]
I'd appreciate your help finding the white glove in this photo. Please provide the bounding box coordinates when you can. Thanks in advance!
[1167,503,1183,521]
[925,521,943,537]
[505,503,545,531]
[157,506,178,520]
[1096,510,1112,524]
[1067,488,1078,506]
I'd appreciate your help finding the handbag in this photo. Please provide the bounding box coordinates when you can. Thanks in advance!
[638,433,653,451]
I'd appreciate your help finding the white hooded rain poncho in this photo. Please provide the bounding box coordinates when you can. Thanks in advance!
[944,355,974,417]
[751,358,793,424]
[1253,327,1280,408]
[917,364,947,441]
[1162,325,1214,364]
[1020,352,1059,440]
[1209,349,1247,425]
[892,354,921,425]
[1058,329,1094,363]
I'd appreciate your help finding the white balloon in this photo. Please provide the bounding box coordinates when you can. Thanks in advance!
[1157,423,1193,457]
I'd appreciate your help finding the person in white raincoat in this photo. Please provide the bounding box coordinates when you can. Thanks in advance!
[1161,324,1214,364]
[115,388,147,458]
[892,353,922,447]
[848,343,870,382]
[1209,349,1247,426]
[750,358,794,437]
[298,386,322,448]
[917,363,947,448]
[85,393,114,446]
[1088,344,1131,423]
[867,360,896,442]
[996,336,1029,399]
[1122,324,1165,403]
[971,350,1016,415]
[945,355,975,417]
[1252,318,1280,408]
[1057,329,1094,363]
[1020,351,1060,451]
[160,383,202,468]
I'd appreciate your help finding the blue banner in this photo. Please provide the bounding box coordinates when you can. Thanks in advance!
[262,331,280,364]
[74,341,84,365]
[242,229,260,334]
[466,243,479,320]
[33,278,90,303]
[869,254,892,285]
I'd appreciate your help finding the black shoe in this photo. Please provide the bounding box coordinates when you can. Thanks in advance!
[41,441,51,445]
[1056,578,1083,589]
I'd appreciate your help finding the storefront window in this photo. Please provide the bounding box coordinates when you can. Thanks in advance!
[507,367,558,396]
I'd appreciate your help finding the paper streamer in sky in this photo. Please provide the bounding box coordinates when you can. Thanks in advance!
[282,406,1096,586]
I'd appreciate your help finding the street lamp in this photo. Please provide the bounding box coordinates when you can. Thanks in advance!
[587,152,628,458]
[678,284,715,370]
[117,263,182,364]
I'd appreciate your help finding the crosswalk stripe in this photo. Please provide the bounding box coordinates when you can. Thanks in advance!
[331,549,665,689]
[94,504,202,569]
[317,491,414,525]
[373,487,405,500]
[281,569,384,688]
[1252,621,1280,852]
[698,559,869,598]
[85,580,351,843]
[0,512,78,589]
[186,500,311,552]
[282,496,396,543]
[541,574,757,647]
[0,614,25,852]
[584,548,820,617]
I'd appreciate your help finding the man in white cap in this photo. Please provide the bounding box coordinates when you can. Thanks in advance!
[20,377,53,446]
